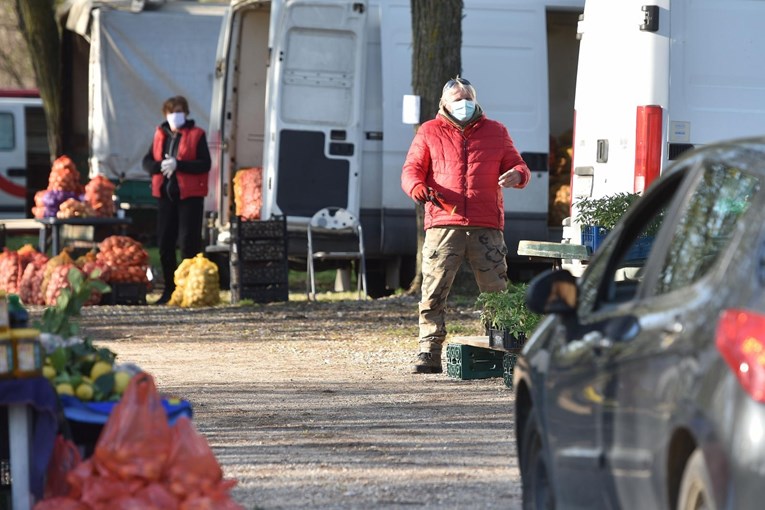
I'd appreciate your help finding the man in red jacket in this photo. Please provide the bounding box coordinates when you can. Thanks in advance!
[401,77,531,374]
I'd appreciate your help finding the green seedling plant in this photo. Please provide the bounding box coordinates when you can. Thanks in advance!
[475,282,542,340]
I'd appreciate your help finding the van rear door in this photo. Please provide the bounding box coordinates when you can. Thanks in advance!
[0,100,33,217]
[262,0,368,220]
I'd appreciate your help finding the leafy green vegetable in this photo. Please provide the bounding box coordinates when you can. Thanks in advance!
[35,268,111,338]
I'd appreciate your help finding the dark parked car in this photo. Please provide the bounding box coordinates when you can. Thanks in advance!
[514,137,765,510]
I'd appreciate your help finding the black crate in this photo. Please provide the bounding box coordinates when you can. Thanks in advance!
[231,260,288,286]
[100,282,147,305]
[232,216,286,240]
[486,327,526,352]
[231,282,288,304]
[234,238,286,262]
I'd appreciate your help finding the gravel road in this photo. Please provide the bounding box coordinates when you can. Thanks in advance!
[67,293,522,509]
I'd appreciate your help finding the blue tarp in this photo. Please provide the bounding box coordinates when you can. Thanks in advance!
[59,395,192,425]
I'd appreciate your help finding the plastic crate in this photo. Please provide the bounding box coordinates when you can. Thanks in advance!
[231,260,288,286]
[503,353,518,389]
[624,235,654,261]
[230,282,288,304]
[233,238,286,262]
[100,282,147,305]
[581,225,610,255]
[232,216,286,240]
[446,343,504,380]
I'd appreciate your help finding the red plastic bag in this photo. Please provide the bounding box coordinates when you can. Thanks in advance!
[135,482,180,510]
[165,416,223,497]
[93,372,171,482]
[33,498,90,510]
[44,434,82,498]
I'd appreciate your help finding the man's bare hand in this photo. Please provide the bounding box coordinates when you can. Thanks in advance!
[498,167,523,188]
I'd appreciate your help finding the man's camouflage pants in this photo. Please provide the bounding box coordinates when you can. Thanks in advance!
[418,227,508,353]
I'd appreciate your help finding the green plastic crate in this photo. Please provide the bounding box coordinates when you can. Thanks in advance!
[446,343,504,380]
[503,353,518,389]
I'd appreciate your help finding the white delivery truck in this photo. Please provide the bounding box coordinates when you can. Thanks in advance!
[208,0,584,294]
[0,90,50,218]
[567,0,765,250]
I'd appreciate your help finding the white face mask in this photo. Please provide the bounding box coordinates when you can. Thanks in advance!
[166,112,186,130]
[449,99,476,122]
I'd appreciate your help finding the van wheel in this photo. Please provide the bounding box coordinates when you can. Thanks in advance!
[520,412,555,510]
[677,449,716,510]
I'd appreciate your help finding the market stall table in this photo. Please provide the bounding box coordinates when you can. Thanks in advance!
[517,240,589,270]
[36,217,132,255]
[0,377,59,510]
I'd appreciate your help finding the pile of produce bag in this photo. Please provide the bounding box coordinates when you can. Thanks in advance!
[95,236,149,285]
[32,156,117,219]
[169,254,220,308]
[233,167,262,220]
[84,175,116,217]
[34,373,243,510]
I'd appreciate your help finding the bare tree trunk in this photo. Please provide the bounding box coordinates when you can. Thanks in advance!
[406,0,463,295]
[15,0,61,159]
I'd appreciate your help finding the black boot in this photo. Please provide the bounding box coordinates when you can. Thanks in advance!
[154,287,174,305]
[411,352,443,374]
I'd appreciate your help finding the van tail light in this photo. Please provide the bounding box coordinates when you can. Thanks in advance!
[716,309,765,403]
[634,105,662,193]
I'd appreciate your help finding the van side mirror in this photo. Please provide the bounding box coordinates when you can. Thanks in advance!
[526,269,578,315]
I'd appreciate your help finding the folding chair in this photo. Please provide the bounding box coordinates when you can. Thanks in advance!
[306,207,367,300]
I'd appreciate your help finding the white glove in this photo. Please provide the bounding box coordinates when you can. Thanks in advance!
[160,157,177,178]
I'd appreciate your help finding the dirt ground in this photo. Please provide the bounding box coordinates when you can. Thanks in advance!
[52,291,522,509]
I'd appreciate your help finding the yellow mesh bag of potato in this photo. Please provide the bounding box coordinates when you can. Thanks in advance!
[169,254,220,308]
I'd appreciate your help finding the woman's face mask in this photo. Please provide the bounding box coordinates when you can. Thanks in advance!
[166,112,186,131]
[449,99,475,121]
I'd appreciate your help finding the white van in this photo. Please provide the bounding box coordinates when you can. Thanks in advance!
[208,0,583,293]
[568,0,765,244]
[0,90,49,218]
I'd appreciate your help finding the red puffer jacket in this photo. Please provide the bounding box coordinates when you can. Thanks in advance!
[401,112,530,230]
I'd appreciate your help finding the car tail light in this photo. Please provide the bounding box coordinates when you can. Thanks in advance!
[716,309,765,403]
[634,105,662,193]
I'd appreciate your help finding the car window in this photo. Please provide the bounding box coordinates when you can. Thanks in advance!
[578,172,682,315]
[655,162,760,294]
[0,113,14,151]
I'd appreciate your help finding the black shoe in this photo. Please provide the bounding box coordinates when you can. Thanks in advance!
[411,352,443,374]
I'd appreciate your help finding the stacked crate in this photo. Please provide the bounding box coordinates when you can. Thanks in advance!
[230,216,289,303]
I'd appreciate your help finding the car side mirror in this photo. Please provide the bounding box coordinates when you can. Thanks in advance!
[526,269,578,315]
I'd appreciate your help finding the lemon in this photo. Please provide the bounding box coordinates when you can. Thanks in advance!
[75,383,94,401]
[114,371,131,395]
[56,383,75,396]
[43,365,56,380]
[90,360,112,381]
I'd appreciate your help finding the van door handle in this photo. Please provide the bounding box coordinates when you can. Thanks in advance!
[6,168,26,177]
